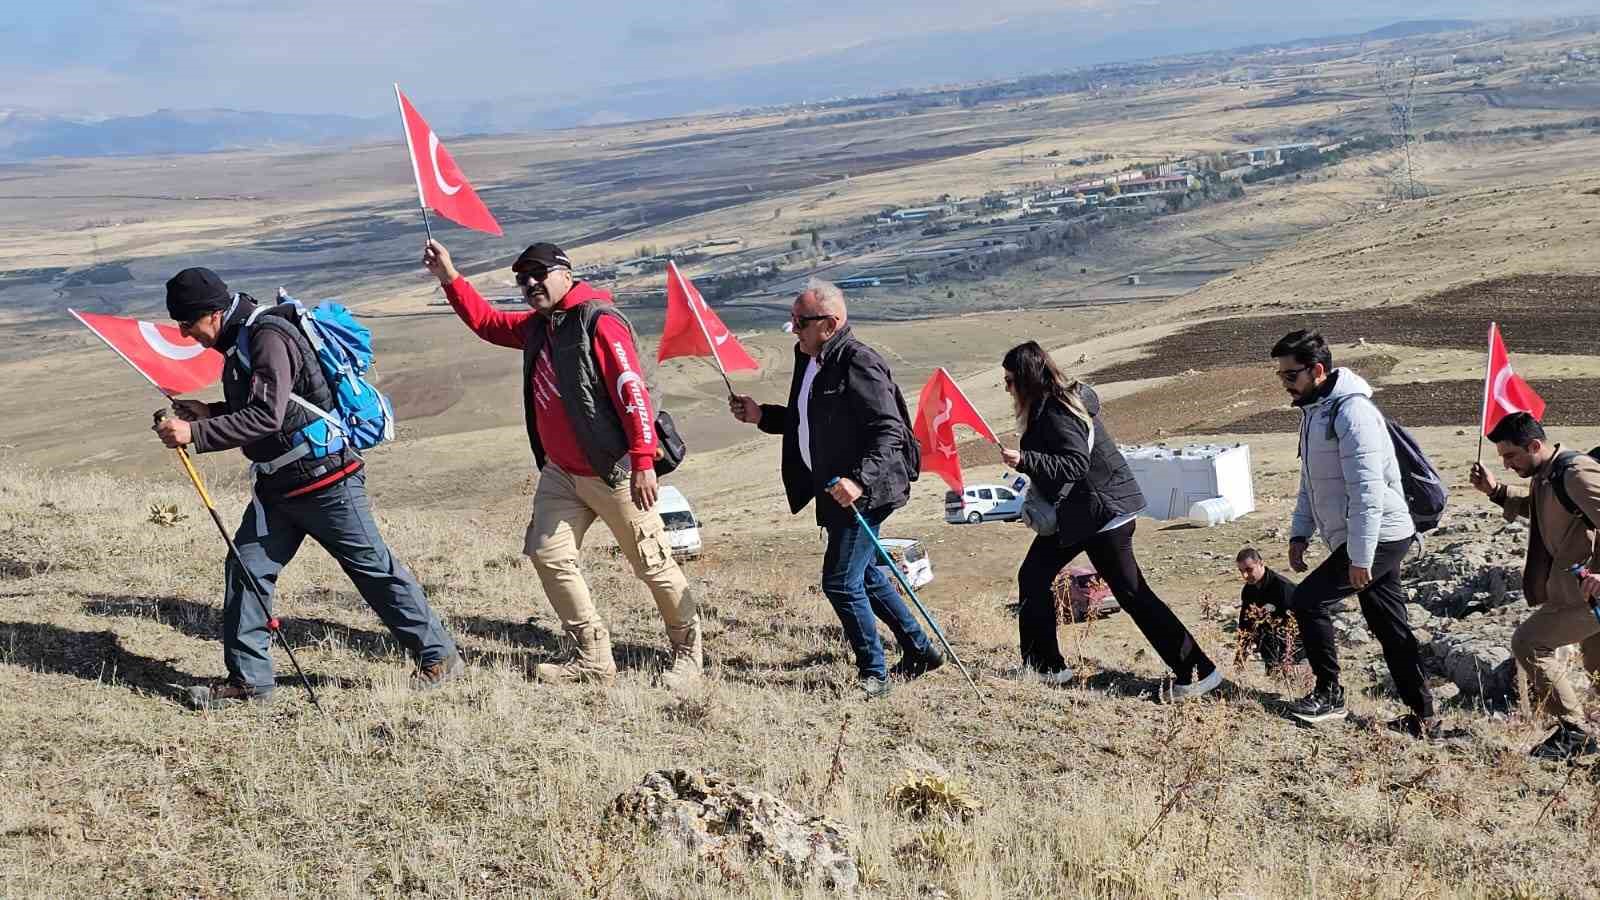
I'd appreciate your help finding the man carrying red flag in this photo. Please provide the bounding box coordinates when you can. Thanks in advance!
[912,367,998,493]
[727,278,940,697]
[151,267,462,708]
[1471,413,1600,760]
[422,239,701,690]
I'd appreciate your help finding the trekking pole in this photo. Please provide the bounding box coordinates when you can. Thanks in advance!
[154,410,323,710]
[1569,565,1600,627]
[827,478,983,701]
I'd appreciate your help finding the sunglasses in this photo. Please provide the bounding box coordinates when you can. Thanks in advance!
[790,313,834,329]
[515,264,567,289]
[1276,365,1312,383]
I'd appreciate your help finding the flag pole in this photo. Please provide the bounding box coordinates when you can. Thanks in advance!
[674,263,736,398]
[394,83,435,244]
[1478,322,1495,464]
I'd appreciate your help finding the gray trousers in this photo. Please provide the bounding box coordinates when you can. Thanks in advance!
[224,470,456,690]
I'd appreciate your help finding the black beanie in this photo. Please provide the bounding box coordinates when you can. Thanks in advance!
[165,267,232,322]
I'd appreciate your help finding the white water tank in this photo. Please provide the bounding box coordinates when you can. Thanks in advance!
[1121,443,1256,522]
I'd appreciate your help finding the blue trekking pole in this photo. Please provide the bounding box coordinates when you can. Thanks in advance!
[1568,565,1600,626]
[828,478,983,701]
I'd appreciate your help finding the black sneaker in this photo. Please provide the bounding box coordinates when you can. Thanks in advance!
[1385,713,1444,743]
[858,676,893,699]
[889,648,945,680]
[1530,723,1600,761]
[1287,685,1348,724]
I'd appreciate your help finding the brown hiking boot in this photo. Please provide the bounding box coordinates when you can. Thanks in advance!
[185,681,274,711]
[534,624,617,685]
[659,621,704,691]
[411,652,465,691]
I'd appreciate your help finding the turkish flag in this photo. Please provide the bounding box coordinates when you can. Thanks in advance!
[657,261,758,372]
[71,310,223,397]
[395,85,503,236]
[912,367,999,493]
[1482,322,1546,436]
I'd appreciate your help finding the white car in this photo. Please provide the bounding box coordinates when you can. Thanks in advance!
[944,475,1027,524]
[656,485,702,560]
[876,538,933,589]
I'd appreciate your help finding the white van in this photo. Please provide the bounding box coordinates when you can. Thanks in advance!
[876,538,933,589]
[944,475,1027,524]
[656,486,702,560]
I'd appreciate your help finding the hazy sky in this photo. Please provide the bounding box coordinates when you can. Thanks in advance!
[3,0,1596,117]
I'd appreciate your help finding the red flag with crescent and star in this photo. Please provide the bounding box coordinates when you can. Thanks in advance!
[913,367,999,493]
[657,261,758,372]
[395,85,503,236]
[1481,322,1545,436]
[70,309,223,397]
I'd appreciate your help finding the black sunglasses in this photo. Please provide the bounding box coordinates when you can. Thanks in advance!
[1277,365,1312,383]
[515,264,567,289]
[790,313,834,329]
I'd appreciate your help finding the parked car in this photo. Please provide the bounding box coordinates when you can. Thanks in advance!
[944,475,1027,524]
[876,538,933,589]
[656,486,702,560]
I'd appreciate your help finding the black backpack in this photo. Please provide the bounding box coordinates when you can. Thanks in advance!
[1548,448,1600,527]
[1327,396,1448,533]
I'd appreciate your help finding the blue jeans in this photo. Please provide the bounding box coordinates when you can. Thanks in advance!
[224,471,457,691]
[821,507,934,680]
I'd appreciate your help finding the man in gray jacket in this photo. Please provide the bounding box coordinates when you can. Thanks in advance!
[1272,330,1437,738]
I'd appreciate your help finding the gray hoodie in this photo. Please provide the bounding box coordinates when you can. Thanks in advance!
[1291,368,1415,568]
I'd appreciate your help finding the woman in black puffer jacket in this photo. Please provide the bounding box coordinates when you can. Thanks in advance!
[999,341,1220,698]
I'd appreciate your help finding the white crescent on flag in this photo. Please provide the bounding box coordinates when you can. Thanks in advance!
[428,131,462,196]
[138,320,207,360]
[71,309,223,397]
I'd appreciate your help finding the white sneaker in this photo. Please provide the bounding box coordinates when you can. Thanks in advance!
[1007,665,1075,685]
[1170,666,1223,701]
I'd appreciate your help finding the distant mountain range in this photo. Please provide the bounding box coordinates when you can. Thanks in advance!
[0,18,1487,163]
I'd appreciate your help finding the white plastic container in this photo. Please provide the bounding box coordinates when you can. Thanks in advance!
[1187,497,1235,527]
[1122,443,1256,521]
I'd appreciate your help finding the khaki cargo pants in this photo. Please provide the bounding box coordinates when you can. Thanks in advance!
[524,463,696,658]
[1511,597,1600,727]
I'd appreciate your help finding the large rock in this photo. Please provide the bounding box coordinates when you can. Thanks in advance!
[613,769,858,891]
[1421,629,1517,702]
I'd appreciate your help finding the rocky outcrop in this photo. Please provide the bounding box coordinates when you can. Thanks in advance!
[612,769,858,891]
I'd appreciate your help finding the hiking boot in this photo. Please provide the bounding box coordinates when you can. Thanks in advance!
[1171,665,1223,702]
[889,647,945,680]
[658,655,704,692]
[1385,713,1444,743]
[185,681,274,711]
[1530,723,1600,761]
[1287,684,1348,724]
[859,675,893,699]
[411,652,465,691]
[534,624,617,686]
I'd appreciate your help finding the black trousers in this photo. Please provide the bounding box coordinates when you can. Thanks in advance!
[1290,539,1434,718]
[1017,521,1213,680]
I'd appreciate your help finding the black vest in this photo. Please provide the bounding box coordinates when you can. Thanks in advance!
[221,299,356,496]
[521,299,639,488]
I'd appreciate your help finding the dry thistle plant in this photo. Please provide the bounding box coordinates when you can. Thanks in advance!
[146,502,187,527]
[885,770,981,823]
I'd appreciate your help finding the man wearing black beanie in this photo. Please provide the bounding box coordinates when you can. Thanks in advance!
[154,267,463,709]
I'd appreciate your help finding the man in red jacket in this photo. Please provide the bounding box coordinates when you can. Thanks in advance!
[422,239,699,690]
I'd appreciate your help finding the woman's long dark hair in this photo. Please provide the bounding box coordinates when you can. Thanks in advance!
[1003,341,1091,432]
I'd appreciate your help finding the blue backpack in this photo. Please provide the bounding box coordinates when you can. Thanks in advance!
[237,289,395,462]
[1327,395,1447,533]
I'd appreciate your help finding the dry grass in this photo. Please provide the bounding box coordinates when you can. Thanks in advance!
[3,462,1600,898]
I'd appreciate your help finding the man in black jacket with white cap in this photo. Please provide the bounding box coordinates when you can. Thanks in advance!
[729,278,940,698]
